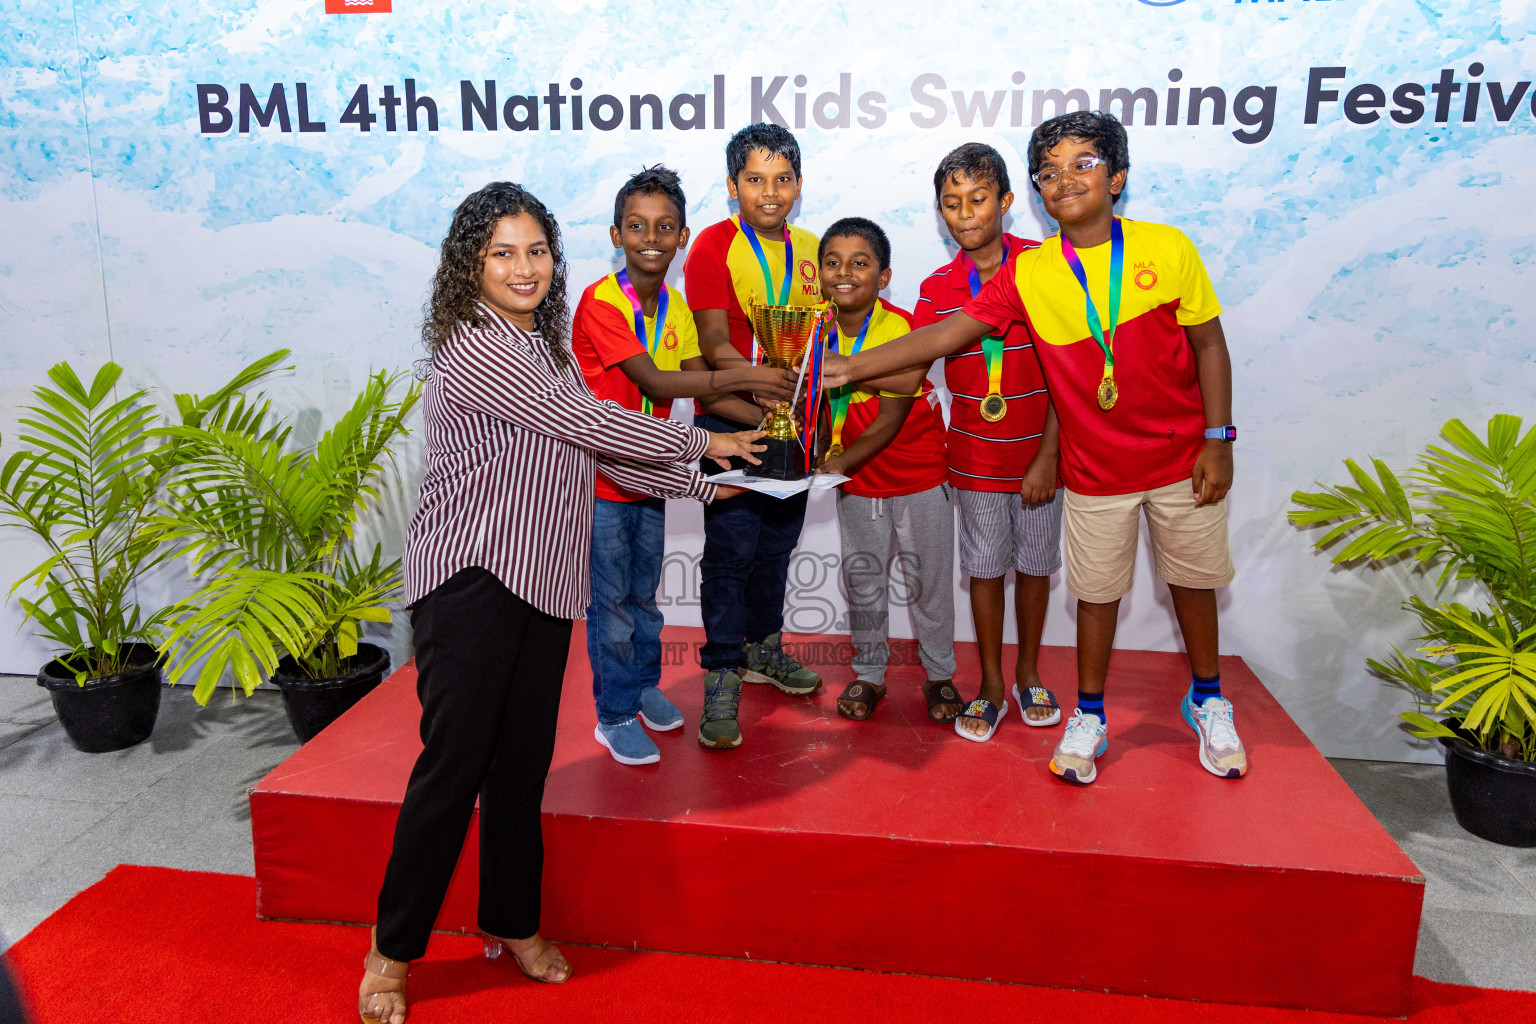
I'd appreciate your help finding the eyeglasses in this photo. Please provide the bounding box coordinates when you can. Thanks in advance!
[1031,155,1107,188]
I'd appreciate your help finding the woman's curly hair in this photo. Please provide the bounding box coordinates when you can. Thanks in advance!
[422,181,572,370]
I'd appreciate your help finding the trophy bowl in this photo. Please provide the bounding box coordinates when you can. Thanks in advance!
[746,300,832,480]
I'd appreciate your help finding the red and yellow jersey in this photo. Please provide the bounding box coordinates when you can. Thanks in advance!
[683,216,823,362]
[571,273,702,503]
[914,233,1050,493]
[963,218,1221,497]
[832,300,948,499]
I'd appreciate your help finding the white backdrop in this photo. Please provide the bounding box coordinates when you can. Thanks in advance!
[3,0,1533,761]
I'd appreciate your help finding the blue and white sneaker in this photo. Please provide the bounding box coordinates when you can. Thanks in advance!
[594,716,661,765]
[638,686,684,732]
[1049,709,1109,784]
[1181,694,1249,779]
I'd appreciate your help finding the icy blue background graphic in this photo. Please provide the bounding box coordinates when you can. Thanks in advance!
[2,1,1533,759]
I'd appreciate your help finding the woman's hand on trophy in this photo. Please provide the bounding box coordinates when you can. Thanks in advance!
[746,365,798,404]
[822,351,852,389]
[705,429,767,471]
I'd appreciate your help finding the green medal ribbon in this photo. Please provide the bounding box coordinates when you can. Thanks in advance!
[1059,217,1125,411]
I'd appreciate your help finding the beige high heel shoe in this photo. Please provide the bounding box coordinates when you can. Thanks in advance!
[359,928,411,1024]
[481,931,572,983]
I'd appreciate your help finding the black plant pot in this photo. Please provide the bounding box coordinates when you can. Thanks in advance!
[36,643,163,753]
[1440,724,1536,847]
[272,643,390,743]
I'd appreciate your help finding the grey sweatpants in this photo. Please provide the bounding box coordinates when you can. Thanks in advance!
[836,484,957,686]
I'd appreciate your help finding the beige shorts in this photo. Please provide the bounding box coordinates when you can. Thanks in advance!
[1063,479,1234,604]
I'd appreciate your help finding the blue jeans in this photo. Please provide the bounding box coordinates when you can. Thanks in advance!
[586,497,666,725]
[695,413,809,672]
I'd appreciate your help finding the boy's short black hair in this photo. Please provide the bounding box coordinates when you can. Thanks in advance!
[818,217,892,273]
[1028,111,1130,204]
[932,142,1011,202]
[613,164,687,230]
[726,123,803,181]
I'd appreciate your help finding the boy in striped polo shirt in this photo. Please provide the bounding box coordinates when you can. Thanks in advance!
[814,218,956,723]
[571,166,793,765]
[913,143,1065,741]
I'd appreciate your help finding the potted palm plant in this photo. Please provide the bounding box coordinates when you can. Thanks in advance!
[1291,414,1535,846]
[155,369,422,741]
[0,355,288,752]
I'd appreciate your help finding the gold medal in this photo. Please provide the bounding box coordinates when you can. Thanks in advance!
[1096,375,1119,412]
[980,393,1008,423]
[825,444,844,459]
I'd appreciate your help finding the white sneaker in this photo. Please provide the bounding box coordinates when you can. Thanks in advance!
[1049,709,1109,784]
[1181,694,1248,779]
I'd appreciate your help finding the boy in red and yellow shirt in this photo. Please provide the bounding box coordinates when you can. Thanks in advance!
[572,166,791,766]
[683,123,825,750]
[914,144,1063,741]
[826,113,1246,786]
[813,218,955,723]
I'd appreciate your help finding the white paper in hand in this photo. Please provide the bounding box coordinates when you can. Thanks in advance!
[710,469,850,499]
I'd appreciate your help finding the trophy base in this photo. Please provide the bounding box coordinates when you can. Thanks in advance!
[744,436,807,481]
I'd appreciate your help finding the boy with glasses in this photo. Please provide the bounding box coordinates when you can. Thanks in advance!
[825,111,1246,785]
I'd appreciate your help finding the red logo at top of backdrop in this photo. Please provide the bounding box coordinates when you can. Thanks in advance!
[325,0,392,13]
[798,260,816,283]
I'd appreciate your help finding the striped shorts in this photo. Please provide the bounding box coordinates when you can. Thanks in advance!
[955,488,1064,579]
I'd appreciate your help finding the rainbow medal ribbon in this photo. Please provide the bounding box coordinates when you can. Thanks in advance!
[801,315,828,474]
[741,218,793,366]
[615,268,670,416]
[825,307,874,459]
[1059,217,1124,412]
[964,242,1009,423]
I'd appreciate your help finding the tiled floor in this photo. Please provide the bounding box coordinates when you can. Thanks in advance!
[1,677,1533,992]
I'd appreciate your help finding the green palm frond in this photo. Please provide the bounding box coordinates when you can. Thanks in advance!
[1293,415,1536,761]
[157,368,420,701]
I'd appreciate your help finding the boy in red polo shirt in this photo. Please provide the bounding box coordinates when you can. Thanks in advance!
[813,218,954,722]
[572,166,792,766]
[913,143,1064,742]
[826,113,1246,786]
[683,123,826,750]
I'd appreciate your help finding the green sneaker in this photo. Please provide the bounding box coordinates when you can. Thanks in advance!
[698,669,743,749]
[741,632,821,695]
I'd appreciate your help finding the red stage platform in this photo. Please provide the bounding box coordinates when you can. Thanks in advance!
[250,625,1423,1015]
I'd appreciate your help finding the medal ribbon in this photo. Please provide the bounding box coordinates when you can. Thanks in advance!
[827,308,874,451]
[801,318,827,472]
[615,268,669,416]
[741,218,793,365]
[962,242,1009,402]
[1058,217,1124,387]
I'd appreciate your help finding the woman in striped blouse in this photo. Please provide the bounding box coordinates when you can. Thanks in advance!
[358,182,773,1024]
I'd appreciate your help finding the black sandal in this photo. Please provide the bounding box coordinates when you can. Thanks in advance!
[837,680,885,721]
[923,679,963,722]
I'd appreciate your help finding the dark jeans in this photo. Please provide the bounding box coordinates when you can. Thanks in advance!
[586,497,666,724]
[695,412,809,671]
[375,567,573,962]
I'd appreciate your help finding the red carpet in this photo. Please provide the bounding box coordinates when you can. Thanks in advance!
[4,866,1530,1023]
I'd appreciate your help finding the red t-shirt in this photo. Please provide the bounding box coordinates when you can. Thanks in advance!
[570,274,702,502]
[831,301,948,499]
[683,216,823,363]
[913,233,1049,493]
[962,219,1221,496]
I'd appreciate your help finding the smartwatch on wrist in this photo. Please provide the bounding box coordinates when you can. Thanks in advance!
[1204,425,1237,443]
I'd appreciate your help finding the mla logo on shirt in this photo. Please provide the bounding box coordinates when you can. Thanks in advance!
[1133,263,1158,290]
[798,259,818,295]
[662,326,678,351]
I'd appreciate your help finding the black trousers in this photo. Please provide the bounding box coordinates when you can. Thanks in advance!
[375,567,573,962]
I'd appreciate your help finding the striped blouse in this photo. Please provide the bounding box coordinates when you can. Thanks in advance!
[403,302,716,619]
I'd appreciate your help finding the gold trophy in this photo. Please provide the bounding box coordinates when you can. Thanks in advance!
[745,297,834,480]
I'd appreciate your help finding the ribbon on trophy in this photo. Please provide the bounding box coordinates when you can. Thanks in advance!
[825,307,874,458]
[615,268,669,415]
[741,217,793,366]
[799,316,828,473]
[963,243,1010,423]
[1059,217,1124,412]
